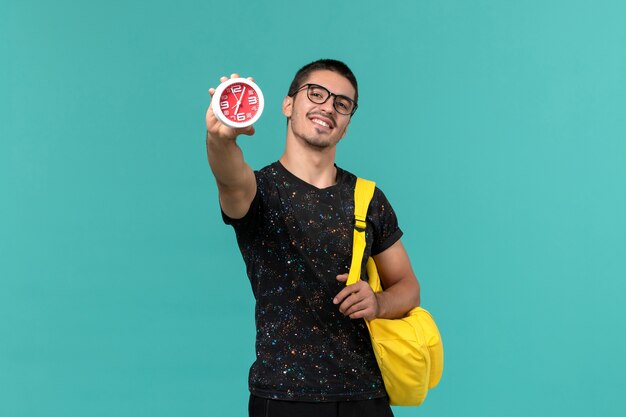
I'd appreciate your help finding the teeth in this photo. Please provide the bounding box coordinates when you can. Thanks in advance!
[312,118,329,128]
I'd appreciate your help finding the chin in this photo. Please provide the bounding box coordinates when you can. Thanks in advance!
[303,136,334,149]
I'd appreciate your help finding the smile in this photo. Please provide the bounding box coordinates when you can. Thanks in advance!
[308,113,334,129]
[312,118,330,128]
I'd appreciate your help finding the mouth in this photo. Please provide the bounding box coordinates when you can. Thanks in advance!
[308,113,334,130]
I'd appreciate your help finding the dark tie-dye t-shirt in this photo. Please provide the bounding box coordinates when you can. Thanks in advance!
[222,161,403,401]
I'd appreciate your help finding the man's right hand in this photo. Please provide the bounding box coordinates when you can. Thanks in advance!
[206,73,257,141]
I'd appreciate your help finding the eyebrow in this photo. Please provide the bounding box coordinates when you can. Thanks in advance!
[310,83,356,101]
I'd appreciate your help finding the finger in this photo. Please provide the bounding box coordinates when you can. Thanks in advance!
[334,280,369,305]
[339,291,368,314]
[333,286,355,305]
[347,294,378,319]
[238,126,255,136]
[349,307,376,320]
[338,294,357,315]
[336,273,348,283]
[344,299,369,317]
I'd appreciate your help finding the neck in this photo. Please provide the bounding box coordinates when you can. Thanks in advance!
[280,137,338,189]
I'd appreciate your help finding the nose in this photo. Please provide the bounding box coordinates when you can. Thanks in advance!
[318,96,336,114]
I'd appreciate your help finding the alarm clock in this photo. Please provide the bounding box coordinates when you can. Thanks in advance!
[211,77,264,128]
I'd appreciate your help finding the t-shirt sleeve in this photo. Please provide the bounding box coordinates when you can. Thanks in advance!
[369,187,403,255]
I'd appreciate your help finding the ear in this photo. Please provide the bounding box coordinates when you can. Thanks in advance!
[282,96,293,118]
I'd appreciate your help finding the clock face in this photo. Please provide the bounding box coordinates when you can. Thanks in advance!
[211,78,264,128]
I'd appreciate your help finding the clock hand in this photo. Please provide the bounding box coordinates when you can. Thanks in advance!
[233,86,246,115]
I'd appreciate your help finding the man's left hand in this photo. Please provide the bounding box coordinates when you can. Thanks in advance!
[334,274,379,320]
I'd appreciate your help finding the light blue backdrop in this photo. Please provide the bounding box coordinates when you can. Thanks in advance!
[2,1,625,416]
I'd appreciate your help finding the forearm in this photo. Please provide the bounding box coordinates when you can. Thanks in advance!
[205,73,256,194]
[375,274,420,319]
[205,132,252,191]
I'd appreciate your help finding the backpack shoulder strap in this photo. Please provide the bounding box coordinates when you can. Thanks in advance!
[346,178,376,286]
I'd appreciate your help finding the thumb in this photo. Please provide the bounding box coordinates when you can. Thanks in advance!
[336,273,349,283]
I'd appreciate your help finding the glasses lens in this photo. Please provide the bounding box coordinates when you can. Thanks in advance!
[333,96,355,115]
[307,85,329,104]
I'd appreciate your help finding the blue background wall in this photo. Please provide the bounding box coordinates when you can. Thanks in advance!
[2,1,625,416]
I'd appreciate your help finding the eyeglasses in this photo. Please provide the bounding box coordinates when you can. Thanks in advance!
[289,84,358,116]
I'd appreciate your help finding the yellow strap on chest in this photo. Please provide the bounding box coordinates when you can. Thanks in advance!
[346,178,376,286]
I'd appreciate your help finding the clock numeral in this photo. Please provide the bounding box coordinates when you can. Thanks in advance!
[236,113,246,121]
[248,96,258,105]
[231,85,242,93]
[220,101,229,109]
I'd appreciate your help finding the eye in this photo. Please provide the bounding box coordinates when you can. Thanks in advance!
[336,100,348,110]
[307,86,330,104]
[335,97,354,113]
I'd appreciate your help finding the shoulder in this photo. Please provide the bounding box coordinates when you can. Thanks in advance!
[339,167,389,205]
[337,165,358,189]
[253,161,282,189]
[256,161,279,179]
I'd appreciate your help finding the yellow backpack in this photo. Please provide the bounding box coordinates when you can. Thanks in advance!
[346,178,444,406]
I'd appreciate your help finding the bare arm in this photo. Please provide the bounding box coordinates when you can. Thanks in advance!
[371,240,421,318]
[334,240,420,320]
[206,74,257,219]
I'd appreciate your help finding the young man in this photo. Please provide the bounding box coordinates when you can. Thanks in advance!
[206,59,420,417]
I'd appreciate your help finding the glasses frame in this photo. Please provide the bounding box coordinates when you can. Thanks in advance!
[289,83,358,116]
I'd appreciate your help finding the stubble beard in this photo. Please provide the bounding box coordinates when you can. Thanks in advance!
[302,132,333,149]
[290,112,340,150]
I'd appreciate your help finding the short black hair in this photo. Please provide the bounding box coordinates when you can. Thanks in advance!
[287,59,359,105]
